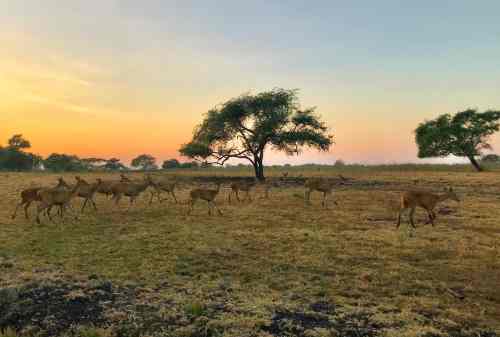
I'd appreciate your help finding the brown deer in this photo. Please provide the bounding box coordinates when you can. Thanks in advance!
[397,187,460,228]
[304,178,338,209]
[228,180,255,203]
[74,176,103,212]
[35,178,85,224]
[187,181,223,215]
[12,177,70,219]
[111,174,155,208]
[149,177,178,204]
[95,174,130,198]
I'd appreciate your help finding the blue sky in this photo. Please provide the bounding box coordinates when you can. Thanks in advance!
[2,1,500,164]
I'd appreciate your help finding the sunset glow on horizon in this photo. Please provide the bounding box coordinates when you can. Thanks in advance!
[2,1,500,165]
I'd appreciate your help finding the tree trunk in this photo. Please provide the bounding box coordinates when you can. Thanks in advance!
[253,160,265,181]
[468,155,483,172]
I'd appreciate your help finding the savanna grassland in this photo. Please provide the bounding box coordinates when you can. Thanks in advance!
[0,167,499,337]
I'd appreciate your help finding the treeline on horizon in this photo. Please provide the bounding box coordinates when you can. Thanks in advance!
[1,134,500,173]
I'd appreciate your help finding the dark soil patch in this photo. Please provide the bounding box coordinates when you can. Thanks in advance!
[0,280,114,336]
[263,305,390,337]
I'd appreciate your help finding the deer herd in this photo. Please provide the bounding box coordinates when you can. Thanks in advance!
[10,173,460,227]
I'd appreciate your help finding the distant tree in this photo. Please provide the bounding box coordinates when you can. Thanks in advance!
[131,154,157,171]
[481,154,500,163]
[7,134,31,150]
[44,153,85,172]
[104,158,127,171]
[415,109,500,171]
[0,148,39,171]
[81,157,107,171]
[180,161,199,169]
[162,159,180,169]
[0,135,39,171]
[334,159,345,167]
[179,88,333,180]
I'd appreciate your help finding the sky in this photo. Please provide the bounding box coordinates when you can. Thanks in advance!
[1,0,500,165]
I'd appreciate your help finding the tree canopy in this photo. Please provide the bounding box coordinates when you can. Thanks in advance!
[104,158,127,171]
[131,154,158,171]
[415,109,500,171]
[162,159,180,169]
[0,135,41,171]
[7,134,31,150]
[179,88,333,180]
[44,153,86,172]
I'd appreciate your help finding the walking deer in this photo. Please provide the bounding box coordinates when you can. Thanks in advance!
[149,177,178,204]
[111,174,155,208]
[12,177,70,219]
[304,178,338,208]
[187,181,223,215]
[228,180,255,203]
[35,178,85,224]
[397,187,460,228]
[74,176,103,212]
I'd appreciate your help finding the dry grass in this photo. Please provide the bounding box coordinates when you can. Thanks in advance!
[0,169,499,336]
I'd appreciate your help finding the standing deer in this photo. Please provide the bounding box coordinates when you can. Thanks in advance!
[12,177,69,219]
[111,174,155,208]
[35,179,85,224]
[149,177,178,204]
[397,187,460,228]
[228,180,255,203]
[304,178,338,208]
[96,174,131,198]
[187,181,223,216]
[74,176,103,212]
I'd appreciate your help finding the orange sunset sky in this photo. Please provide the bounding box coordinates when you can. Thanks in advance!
[2,1,500,165]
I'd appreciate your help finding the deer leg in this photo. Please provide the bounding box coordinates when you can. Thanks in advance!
[228,191,232,204]
[324,192,329,209]
[207,201,212,215]
[81,198,89,212]
[36,203,48,224]
[187,199,194,215]
[113,193,122,206]
[409,207,416,228]
[171,191,178,204]
[213,201,223,216]
[12,201,23,219]
[91,197,98,211]
[149,191,155,205]
[397,209,402,228]
[236,190,241,202]
[430,210,436,227]
[305,190,311,205]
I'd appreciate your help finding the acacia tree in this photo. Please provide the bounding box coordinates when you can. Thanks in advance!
[7,134,31,150]
[104,158,127,171]
[415,109,500,171]
[180,88,333,180]
[131,154,158,171]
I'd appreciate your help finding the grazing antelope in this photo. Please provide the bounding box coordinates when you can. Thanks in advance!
[111,174,155,208]
[12,177,69,219]
[149,177,178,204]
[187,181,223,216]
[74,176,103,212]
[228,180,255,203]
[35,179,85,224]
[397,187,460,228]
[304,178,338,208]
